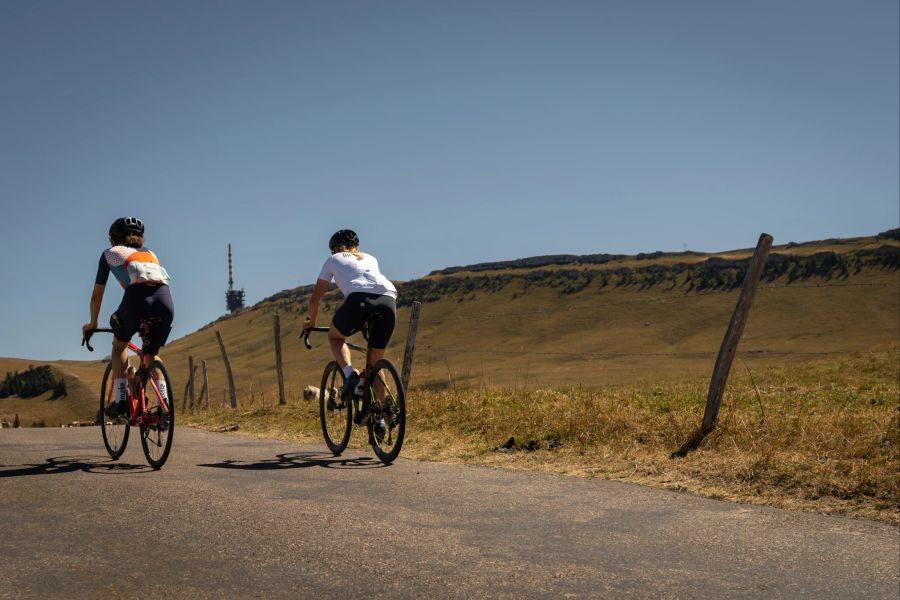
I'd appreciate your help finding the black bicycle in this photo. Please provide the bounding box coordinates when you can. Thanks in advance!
[82,321,175,469]
[303,326,406,464]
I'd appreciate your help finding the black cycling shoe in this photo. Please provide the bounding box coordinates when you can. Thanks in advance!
[340,371,359,401]
[105,400,127,418]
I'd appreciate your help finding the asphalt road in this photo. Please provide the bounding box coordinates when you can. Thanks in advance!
[1,428,897,599]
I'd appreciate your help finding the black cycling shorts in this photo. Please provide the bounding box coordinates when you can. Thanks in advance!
[331,292,396,350]
[110,284,175,355]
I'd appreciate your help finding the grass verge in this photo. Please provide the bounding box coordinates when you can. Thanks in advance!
[183,347,899,524]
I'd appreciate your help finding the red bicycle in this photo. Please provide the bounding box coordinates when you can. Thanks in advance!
[83,321,174,469]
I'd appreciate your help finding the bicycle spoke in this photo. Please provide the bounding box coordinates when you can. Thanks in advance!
[140,360,174,469]
[100,362,130,459]
[320,362,352,454]
[366,359,406,464]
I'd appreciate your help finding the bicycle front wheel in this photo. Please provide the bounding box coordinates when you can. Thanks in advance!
[320,361,352,455]
[100,361,130,459]
[139,360,174,469]
[366,359,406,464]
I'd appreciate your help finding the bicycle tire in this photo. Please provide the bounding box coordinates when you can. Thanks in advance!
[139,360,174,469]
[320,361,352,455]
[100,361,130,459]
[365,359,406,464]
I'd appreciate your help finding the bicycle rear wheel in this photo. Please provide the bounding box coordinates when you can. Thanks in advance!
[320,361,352,455]
[100,361,130,459]
[139,360,174,469]
[366,359,406,464]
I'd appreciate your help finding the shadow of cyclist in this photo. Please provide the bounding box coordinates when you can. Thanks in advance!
[198,451,387,471]
[0,455,151,478]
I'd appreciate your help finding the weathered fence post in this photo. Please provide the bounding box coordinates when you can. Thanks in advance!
[216,330,238,409]
[273,314,286,405]
[401,301,421,391]
[182,361,197,412]
[201,360,209,409]
[188,355,195,411]
[673,233,773,457]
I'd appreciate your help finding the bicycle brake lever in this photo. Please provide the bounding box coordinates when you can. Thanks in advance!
[303,332,312,350]
[82,335,94,352]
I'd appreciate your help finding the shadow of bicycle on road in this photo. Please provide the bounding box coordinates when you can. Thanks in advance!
[198,451,387,472]
[0,455,152,478]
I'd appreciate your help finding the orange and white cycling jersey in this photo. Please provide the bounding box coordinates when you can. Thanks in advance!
[96,246,171,288]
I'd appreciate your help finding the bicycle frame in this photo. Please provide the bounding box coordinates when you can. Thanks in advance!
[84,328,171,427]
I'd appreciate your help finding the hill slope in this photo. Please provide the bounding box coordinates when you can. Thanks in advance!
[3,231,898,422]
[159,230,899,406]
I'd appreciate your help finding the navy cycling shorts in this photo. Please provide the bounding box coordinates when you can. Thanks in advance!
[110,284,174,354]
[332,292,396,350]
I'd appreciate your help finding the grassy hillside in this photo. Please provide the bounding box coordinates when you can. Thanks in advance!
[160,231,898,402]
[2,231,897,520]
[0,358,97,426]
[4,231,897,423]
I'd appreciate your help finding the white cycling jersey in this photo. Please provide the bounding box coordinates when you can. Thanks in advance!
[317,252,397,299]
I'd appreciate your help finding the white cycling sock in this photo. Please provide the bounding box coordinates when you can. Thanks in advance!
[113,377,127,404]
[154,379,168,400]
[342,364,355,378]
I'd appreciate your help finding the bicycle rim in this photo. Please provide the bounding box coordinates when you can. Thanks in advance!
[320,361,352,454]
[139,360,174,469]
[366,359,405,464]
[100,361,130,459]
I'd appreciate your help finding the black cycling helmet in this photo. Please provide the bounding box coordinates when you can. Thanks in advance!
[109,217,144,238]
[329,229,359,252]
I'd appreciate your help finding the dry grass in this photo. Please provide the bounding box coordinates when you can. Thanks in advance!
[3,235,897,522]
[184,346,899,524]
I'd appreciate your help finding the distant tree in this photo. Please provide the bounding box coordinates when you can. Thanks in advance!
[13,413,20,428]
[51,378,67,399]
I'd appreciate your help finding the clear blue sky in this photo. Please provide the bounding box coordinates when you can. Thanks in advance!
[1,0,897,360]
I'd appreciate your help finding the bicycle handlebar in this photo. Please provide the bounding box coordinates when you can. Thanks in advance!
[82,328,114,352]
[302,326,330,349]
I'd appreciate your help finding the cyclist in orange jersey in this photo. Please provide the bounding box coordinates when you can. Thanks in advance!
[82,217,174,417]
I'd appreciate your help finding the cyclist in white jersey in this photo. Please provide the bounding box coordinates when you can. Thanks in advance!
[303,229,397,424]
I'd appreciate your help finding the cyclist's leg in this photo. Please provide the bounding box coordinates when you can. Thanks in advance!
[364,295,397,401]
[145,285,174,402]
[109,296,139,413]
[330,293,365,372]
[328,324,352,370]
[110,338,129,378]
[109,291,140,379]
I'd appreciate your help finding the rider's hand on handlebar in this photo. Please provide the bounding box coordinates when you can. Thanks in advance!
[82,321,97,339]
[302,316,314,335]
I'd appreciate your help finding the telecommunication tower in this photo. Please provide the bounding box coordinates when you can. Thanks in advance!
[225,243,245,313]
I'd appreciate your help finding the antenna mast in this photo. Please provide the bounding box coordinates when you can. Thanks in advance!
[228,243,234,290]
[225,242,245,314]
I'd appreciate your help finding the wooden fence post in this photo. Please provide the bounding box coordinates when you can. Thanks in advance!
[188,355,195,411]
[216,330,238,409]
[401,301,421,391]
[673,233,773,457]
[201,360,209,409]
[273,314,286,405]
[182,361,197,412]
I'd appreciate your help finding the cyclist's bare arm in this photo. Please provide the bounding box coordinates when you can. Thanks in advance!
[83,283,105,337]
[303,278,331,332]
